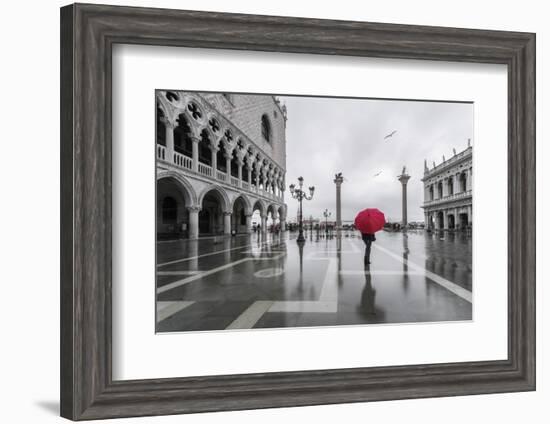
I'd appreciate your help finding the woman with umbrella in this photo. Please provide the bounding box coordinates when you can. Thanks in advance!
[354,208,386,265]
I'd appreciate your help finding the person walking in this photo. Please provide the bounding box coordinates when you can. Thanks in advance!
[361,232,376,265]
[354,208,385,266]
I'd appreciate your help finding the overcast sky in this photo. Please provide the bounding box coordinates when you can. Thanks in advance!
[279,95,473,223]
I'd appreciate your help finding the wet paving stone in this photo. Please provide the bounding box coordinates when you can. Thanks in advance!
[156,231,472,333]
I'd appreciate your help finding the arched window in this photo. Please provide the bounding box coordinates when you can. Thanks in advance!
[231,149,239,178]
[261,114,271,142]
[156,105,166,146]
[460,172,467,192]
[242,158,250,183]
[174,114,193,158]
[162,197,178,223]
[216,140,226,172]
[198,130,212,165]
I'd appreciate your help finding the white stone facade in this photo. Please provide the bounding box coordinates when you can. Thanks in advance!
[421,145,472,231]
[156,91,287,239]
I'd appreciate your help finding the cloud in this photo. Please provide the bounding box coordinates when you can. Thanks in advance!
[281,95,473,223]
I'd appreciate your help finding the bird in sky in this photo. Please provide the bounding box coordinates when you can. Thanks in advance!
[373,171,382,177]
[384,130,397,140]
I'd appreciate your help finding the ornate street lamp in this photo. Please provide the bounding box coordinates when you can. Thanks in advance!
[323,209,332,235]
[289,176,315,243]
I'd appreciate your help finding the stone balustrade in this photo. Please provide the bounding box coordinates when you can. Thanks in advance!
[424,189,472,207]
[158,143,284,200]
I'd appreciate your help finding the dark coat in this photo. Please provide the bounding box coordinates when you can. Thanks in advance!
[362,233,376,242]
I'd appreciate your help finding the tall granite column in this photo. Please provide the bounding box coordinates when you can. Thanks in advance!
[398,167,411,230]
[333,173,344,235]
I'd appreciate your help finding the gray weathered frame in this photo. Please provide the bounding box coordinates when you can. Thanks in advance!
[60,3,536,421]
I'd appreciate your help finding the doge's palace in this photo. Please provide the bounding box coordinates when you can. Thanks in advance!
[156,91,287,239]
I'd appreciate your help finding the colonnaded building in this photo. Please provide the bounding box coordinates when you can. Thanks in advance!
[156,91,287,239]
[421,143,472,231]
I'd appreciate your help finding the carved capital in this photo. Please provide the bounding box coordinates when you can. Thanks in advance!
[161,116,176,129]
[187,205,201,213]
[222,140,233,153]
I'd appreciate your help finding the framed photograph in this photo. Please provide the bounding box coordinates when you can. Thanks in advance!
[60,3,535,420]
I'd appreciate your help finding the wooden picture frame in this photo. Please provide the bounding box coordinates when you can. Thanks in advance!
[60,3,535,420]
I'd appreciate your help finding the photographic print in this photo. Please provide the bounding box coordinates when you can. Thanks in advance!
[155,90,473,333]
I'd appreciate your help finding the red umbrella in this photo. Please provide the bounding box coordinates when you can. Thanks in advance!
[354,208,386,234]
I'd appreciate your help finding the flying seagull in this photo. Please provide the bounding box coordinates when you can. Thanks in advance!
[384,130,397,140]
[373,171,382,177]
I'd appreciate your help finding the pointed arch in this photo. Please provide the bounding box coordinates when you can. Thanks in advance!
[198,185,231,213]
[251,198,267,216]
[231,195,252,216]
[156,170,198,206]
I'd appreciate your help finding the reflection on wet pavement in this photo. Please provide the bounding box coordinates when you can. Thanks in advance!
[156,230,472,333]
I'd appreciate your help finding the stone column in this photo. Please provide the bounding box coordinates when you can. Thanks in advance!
[260,169,265,193]
[247,168,252,188]
[398,170,411,229]
[210,144,218,175]
[272,210,278,228]
[237,158,243,187]
[443,210,449,230]
[280,207,287,232]
[455,208,459,229]
[333,173,344,234]
[164,120,175,163]
[223,211,232,235]
[187,206,200,239]
[467,168,473,191]
[191,137,199,172]
[245,213,253,233]
[225,153,232,178]
[260,214,267,234]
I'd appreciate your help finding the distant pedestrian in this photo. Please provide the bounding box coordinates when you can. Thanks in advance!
[354,208,386,266]
[361,233,376,265]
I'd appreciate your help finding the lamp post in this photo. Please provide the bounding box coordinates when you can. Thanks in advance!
[323,209,331,236]
[289,176,315,243]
